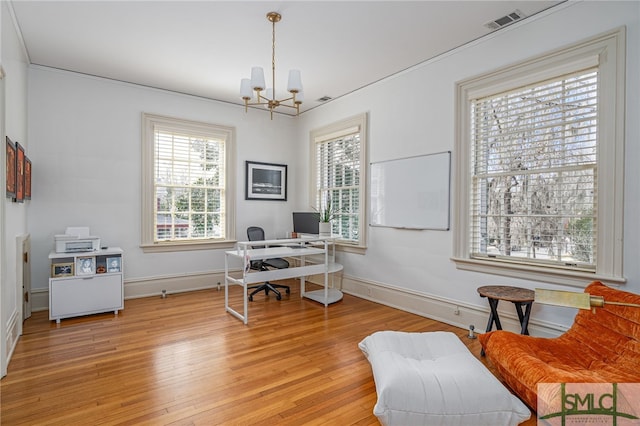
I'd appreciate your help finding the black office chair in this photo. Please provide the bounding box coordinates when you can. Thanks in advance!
[246,226,290,301]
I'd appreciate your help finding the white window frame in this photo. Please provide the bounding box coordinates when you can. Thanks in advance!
[453,29,626,287]
[141,113,236,252]
[310,113,368,252]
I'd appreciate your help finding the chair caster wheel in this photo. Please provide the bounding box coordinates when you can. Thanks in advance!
[248,295,253,301]
[276,295,282,300]
[286,288,291,294]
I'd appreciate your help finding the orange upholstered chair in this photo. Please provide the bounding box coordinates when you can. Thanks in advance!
[479,281,640,410]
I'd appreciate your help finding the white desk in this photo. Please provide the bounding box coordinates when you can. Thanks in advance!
[224,236,343,324]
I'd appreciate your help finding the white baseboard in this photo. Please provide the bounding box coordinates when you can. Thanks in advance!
[340,275,567,338]
[124,271,226,299]
[28,271,568,337]
[31,288,49,312]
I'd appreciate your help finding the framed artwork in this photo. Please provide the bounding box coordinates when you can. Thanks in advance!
[245,161,287,201]
[51,262,74,278]
[6,137,16,198]
[24,156,32,200]
[106,257,121,273]
[15,142,25,203]
[76,256,96,276]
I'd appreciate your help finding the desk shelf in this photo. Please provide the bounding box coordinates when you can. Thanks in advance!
[304,288,344,305]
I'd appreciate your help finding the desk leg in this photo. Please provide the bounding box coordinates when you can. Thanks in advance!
[324,241,329,306]
[514,301,532,335]
[323,267,329,307]
[224,255,229,312]
[299,256,306,299]
[242,282,248,325]
[224,253,248,325]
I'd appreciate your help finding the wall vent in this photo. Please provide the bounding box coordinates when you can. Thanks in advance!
[484,10,525,30]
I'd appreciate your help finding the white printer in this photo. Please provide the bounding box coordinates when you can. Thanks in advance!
[54,227,101,253]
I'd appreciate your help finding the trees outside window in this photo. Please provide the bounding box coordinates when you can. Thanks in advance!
[471,70,597,269]
[310,113,368,250]
[142,114,236,252]
[454,29,625,286]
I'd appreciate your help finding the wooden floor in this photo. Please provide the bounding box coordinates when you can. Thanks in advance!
[1,280,536,425]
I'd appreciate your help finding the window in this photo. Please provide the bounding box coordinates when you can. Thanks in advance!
[310,113,368,251]
[472,70,598,268]
[142,114,236,252]
[454,29,625,286]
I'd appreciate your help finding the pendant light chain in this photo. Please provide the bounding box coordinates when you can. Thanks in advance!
[239,11,303,119]
[271,18,276,107]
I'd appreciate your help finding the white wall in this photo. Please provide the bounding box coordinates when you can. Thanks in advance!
[27,68,298,300]
[297,1,640,331]
[1,0,29,376]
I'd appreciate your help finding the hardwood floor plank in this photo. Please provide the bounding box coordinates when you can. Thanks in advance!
[1,281,535,425]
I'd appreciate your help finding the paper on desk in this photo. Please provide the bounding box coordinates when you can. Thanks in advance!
[65,227,91,237]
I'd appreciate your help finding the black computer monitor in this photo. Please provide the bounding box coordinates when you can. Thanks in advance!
[292,212,319,234]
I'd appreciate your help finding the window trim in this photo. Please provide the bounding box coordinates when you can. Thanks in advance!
[141,113,236,253]
[309,113,368,252]
[453,28,626,287]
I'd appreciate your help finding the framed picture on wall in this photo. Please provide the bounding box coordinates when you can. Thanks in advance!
[245,161,287,201]
[15,142,25,203]
[6,137,16,199]
[24,156,32,200]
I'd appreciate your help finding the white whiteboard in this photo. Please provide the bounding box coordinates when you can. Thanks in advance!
[370,152,450,230]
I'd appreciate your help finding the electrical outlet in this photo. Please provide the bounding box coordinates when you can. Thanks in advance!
[454,306,460,315]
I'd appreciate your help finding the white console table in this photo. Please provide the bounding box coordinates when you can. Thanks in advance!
[48,247,124,324]
[224,236,343,324]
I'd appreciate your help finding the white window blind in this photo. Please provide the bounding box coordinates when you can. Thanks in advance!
[470,69,598,271]
[153,127,226,242]
[315,130,361,242]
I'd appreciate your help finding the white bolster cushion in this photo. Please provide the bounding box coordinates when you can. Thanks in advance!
[359,331,531,426]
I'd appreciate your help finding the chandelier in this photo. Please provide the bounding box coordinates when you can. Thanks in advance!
[240,12,303,119]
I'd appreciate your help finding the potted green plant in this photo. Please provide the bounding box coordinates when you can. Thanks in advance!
[315,195,340,235]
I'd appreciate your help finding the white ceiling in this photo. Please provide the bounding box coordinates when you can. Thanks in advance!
[10,1,562,116]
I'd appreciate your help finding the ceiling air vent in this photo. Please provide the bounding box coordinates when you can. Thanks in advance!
[484,10,525,30]
[317,95,333,102]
